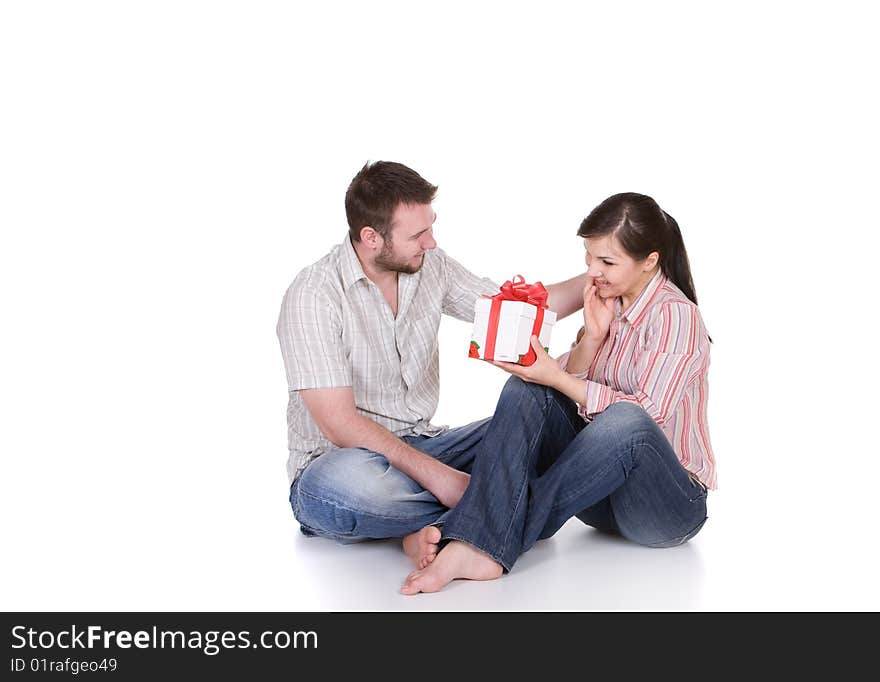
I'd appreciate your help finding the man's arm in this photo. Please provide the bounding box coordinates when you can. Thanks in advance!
[300,387,470,509]
[545,272,589,319]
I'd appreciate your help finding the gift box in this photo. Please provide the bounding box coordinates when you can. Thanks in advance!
[468,275,557,366]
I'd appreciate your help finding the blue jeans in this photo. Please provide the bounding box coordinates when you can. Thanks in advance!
[289,417,492,541]
[441,377,708,571]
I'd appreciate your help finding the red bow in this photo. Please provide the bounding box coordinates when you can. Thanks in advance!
[490,275,548,308]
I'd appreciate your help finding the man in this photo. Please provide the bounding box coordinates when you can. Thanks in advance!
[277,161,586,565]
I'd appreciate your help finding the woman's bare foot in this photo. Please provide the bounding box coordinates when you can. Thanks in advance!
[402,526,441,568]
[400,540,503,594]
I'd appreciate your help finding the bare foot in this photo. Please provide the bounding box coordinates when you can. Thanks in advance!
[402,526,441,568]
[400,540,503,595]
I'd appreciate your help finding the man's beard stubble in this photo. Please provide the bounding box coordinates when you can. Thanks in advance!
[375,238,424,275]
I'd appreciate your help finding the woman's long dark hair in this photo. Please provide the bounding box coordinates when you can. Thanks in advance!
[577,192,699,306]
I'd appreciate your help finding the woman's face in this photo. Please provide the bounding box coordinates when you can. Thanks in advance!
[584,234,658,302]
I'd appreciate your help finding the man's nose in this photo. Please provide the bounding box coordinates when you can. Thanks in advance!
[422,233,437,250]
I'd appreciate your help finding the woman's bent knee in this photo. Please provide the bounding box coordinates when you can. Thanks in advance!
[594,402,654,432]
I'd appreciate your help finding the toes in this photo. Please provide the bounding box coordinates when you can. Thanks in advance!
[401,572,424,595]
[401,581,420,595]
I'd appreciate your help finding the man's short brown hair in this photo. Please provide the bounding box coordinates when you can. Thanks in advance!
[345,161,438,242]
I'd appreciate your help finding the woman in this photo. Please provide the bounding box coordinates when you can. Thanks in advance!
[401,192,717,594]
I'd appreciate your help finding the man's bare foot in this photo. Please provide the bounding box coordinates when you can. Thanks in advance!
[402,526,441,568]
[400,540,503,594]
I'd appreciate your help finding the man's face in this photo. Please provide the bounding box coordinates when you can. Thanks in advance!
[375,203,438,274]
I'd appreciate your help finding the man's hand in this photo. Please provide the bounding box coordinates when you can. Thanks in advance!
[430,467,471,509]
[492,336,565,388]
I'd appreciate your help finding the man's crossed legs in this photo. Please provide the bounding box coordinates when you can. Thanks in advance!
[289,417,491,565]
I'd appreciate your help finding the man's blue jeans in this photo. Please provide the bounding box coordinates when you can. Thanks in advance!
[289,417,492,542]
[441,377,708,571]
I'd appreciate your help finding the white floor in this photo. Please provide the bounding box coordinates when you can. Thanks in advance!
[270,488,880,611]
[3,427,878,612]
[283,517,714,611]
[12,489,874,613]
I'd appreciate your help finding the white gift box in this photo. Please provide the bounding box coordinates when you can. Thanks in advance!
[469,298,557,365]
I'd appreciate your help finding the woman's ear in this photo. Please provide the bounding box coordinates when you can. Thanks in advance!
[644,251,660,271]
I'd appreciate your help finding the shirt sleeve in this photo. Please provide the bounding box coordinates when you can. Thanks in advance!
[276,274,352,391]
[578,301,708,425]
[437,249,499,322]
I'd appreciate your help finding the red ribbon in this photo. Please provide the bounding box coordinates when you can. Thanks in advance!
[492,275,548,308]
[483,275,548,366]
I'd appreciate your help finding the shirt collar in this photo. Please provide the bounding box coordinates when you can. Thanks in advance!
[621,270,666,326]
[340,234,368,290]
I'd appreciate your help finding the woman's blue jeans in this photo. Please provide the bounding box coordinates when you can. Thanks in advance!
[441,377,708,571]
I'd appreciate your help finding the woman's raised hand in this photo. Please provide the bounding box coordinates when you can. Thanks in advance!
[582,277,615,344]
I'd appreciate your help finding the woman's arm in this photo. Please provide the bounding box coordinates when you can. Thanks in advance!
[549,371,590,406]
[564,333,603,375]
[564,277,615,374]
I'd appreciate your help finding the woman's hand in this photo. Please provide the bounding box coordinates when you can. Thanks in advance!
[582,277,615,344]
[492,336,564,388]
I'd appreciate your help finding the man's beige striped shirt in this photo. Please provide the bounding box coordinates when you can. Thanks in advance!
[277,235,498,484]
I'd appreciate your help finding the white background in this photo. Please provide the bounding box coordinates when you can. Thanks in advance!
[2,1,878,610]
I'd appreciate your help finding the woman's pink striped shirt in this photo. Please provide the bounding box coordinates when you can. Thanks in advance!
[558,271,717,489]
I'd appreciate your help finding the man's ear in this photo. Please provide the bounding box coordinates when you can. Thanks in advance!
[359,226,381,249]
